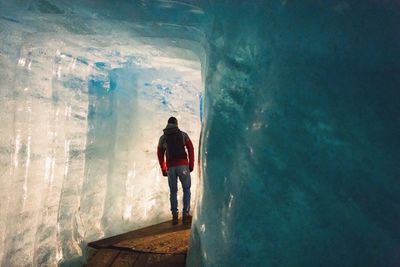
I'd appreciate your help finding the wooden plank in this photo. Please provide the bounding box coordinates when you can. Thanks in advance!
[88,221,191,249]
[145,254,186,267]
[110,251,140,267]
[113,228,190,254]
[86,247,99,263]
[132,254,150,267]
[85,248,120,267]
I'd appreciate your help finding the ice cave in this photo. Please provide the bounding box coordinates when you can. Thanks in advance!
[0,1,399,266]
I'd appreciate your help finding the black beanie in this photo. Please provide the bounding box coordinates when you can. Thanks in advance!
[168,117,178,125]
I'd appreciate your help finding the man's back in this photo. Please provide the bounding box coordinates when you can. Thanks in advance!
[158,123,194,170]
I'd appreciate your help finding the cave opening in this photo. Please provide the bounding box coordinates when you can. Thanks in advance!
[0,1,207,266]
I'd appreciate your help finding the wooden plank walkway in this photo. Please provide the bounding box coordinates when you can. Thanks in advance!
[85,220,191,267]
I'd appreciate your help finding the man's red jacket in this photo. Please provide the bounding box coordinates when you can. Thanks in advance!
[157,124,194,172]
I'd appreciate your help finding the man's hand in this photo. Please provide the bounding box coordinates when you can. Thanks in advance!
[189,166,193,172]
[162,169,168,177]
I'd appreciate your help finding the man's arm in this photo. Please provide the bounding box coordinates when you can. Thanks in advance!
[157,135,167,175]
[184,133,194,171]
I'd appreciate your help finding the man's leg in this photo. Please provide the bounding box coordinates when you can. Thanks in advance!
[167,167,178,216]
[178,166,191,216]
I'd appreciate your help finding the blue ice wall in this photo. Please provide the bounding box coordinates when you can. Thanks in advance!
[188,1,400,267]
[1,0,400,266]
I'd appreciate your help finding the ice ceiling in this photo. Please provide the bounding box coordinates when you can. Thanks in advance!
[1,1,400,267]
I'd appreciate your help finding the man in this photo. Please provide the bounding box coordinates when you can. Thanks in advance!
[157,117,194,224]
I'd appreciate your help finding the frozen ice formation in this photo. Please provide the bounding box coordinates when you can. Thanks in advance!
[0,1,202,266]
[0,1,400,267]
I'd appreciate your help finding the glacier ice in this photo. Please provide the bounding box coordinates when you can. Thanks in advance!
[188,2,400,267]
[1,1,400,267]
[0,1,202,266]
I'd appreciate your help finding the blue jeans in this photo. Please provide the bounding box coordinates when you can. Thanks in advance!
[167,165,191,215]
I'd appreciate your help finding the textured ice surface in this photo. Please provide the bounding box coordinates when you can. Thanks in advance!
[188,2,400,267]
[1,1,400,267]
[0,1,202,266]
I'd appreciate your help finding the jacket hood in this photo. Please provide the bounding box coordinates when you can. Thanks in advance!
[163,123,179,133]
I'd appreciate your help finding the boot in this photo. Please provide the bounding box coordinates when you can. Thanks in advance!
[172,213,179,225]
[182,213,192,223]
